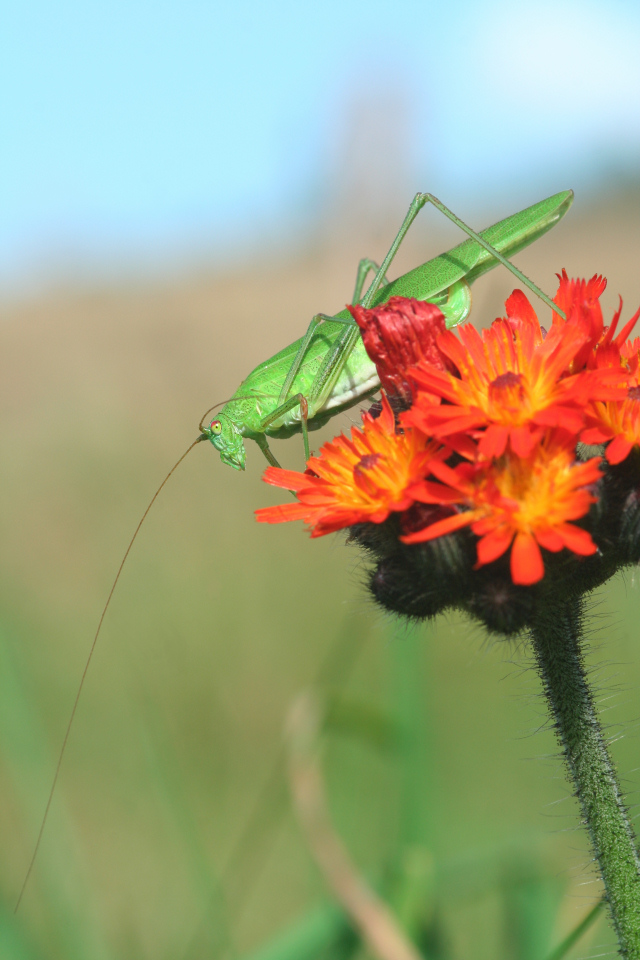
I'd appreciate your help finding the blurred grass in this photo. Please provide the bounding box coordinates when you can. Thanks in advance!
[0,192,639,957]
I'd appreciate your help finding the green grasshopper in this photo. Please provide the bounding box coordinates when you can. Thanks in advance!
[200,190,573,471]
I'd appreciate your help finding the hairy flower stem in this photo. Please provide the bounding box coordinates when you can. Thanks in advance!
[530,598,640,957]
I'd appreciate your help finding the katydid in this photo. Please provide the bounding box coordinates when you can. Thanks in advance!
[200,190,573,471]
[16,189,573,910]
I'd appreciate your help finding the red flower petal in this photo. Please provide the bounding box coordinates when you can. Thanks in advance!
[555,523,598,555]
[478,424,510,459]
[475,528,513,566]
[580,425,611,444]
[255,503,315,524]
[509,425,544,458]
[511,532,544,585]
[505,288,538,326]
[262,467,317,492]
[606,434,634,465]
[400,509,478,544]
[535,529,565,552]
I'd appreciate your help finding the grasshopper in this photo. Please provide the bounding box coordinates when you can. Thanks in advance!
[16,189,573,909]
[200,191,573,471]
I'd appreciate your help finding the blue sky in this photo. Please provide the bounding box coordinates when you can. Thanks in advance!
[2,0,639,286]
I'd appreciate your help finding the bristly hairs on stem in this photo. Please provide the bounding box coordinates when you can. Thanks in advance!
[529,597,640,954]
[14,435,206,913]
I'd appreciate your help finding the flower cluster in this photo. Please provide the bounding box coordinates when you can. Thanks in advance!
[256,277,640,634]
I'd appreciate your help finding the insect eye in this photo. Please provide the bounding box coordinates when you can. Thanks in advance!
[210,419,222,435]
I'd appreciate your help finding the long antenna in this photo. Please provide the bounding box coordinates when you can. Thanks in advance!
[14,435,205,913]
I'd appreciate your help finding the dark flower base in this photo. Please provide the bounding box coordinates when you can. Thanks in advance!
[352,449,640,637]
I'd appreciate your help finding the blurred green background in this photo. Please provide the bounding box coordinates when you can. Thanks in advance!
[1,0,640,957]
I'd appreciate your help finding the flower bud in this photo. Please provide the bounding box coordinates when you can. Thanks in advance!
[349,297,451,406]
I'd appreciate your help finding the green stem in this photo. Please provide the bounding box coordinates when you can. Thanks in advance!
[530,598,640,958]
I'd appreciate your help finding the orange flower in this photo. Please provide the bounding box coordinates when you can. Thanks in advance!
[578,302,640,463]
[401,433,601,585]
[582,390,640,464]
[552,272,640,373]
[406,286,630,459]
[552,270,606,370]
[255,395,444,536]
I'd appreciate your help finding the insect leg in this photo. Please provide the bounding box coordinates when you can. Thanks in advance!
[360,192,562,317]
[255,434,282,468]
[260,393,311,461]
[278,255,390,410]
[361,193,431,307]
[306,323,364,415]
[277,257,389,413]
[363,193,560,317]
[278,314,354,407]
[419,194,561,314]
[269,320,364,464]
[351,259,390,304]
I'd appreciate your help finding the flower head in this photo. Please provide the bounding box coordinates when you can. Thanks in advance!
[582,390,640,464]
[405,281,630,459]
[552,270,606,370]
[402,433,601,585]
[255,395,444,536]
[257,273,640,627]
